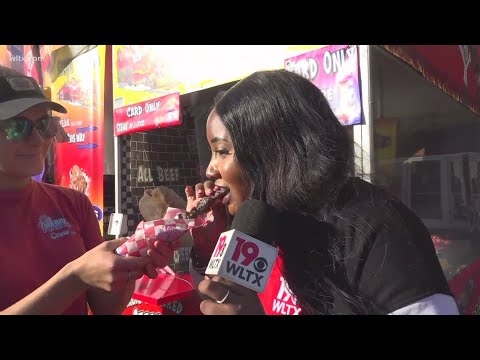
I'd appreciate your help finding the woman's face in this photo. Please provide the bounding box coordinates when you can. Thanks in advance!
[206,109,249,215]
[0,105,53,183]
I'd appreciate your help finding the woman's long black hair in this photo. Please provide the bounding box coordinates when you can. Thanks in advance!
[215,70,367,314]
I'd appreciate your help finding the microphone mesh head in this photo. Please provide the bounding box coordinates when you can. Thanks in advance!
[231,200,280,245]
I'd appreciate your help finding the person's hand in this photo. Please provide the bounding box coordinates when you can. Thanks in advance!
[147,238,179,278]
[72,237,152,292]
[186,181,229,265]
[198,275,266,315]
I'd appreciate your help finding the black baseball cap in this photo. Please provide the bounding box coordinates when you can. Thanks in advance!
[0,65,67,121]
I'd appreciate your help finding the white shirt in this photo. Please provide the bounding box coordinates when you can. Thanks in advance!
[389,294,459,315]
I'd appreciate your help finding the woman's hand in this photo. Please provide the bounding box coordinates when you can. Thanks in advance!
[198,275,266,315]
[186,181,229,265]
[72,237,152,292]
[146,239,178,278]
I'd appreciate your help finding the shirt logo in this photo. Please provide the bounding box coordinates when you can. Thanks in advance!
[271,276,302,315]
[38,214,73,240]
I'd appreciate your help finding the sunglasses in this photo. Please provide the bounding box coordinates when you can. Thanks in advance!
[1,115,60,142]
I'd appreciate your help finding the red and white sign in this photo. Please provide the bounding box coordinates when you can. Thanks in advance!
[113,92,181,136]
[205,229,278,293]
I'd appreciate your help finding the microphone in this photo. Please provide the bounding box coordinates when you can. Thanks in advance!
[205,200,280,293]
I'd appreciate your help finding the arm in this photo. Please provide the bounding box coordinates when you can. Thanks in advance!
[78,195,136,315]
[0,238,151,315]
[81,195,176,315]
[0,262,87,315]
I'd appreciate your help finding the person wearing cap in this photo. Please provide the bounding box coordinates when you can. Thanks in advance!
[0,65,174,315]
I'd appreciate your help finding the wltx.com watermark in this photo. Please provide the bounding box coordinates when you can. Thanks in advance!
[10,55,44,62]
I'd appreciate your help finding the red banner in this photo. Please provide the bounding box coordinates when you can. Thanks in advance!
[113,92,180,136]
[383,45,480,116]
[51,46,106,233]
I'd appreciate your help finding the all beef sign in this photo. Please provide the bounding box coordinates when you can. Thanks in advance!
[113,92,181,136]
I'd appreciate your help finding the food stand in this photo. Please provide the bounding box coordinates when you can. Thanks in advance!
[3,44,480,314]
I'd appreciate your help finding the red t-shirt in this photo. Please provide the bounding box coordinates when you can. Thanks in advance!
[0,181,103,314]
[258,253,303,315]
